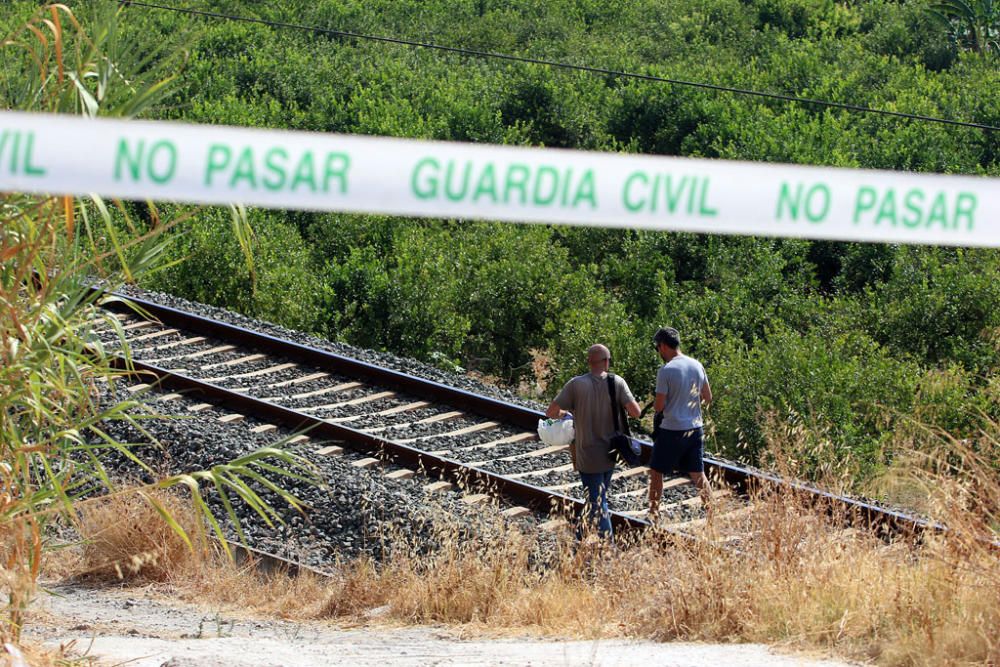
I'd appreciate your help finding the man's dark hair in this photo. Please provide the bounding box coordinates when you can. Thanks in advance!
[652,326,680,349]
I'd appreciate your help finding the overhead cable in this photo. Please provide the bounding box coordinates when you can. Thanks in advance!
[120,0,1000,133]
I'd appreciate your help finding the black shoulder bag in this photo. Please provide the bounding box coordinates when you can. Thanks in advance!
[607,374,641,467]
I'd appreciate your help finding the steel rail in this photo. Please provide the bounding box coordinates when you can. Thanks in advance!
[226,540,333,579]
[100,292,539,429]
[99,289,937,539]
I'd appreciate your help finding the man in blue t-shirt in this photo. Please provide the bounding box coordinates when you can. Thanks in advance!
[649,326,713,517]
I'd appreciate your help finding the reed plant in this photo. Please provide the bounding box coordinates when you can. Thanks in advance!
[1,2,311,648]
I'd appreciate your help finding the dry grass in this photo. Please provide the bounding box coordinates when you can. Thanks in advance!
[48,440,999,667]
[67,490,208,583]
[0,641,66,667]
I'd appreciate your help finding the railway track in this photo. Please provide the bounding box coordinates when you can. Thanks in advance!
[88,289,935,557]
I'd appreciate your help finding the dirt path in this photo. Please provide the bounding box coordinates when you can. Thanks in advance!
[25,584,860,666]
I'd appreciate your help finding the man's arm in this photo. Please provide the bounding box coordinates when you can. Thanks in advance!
[701,380,713,406]
[654,392,666,414]
[617,378,643,419]
[545,401,567,419]
[547,379,575,419]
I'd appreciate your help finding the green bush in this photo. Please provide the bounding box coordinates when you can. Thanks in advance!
[545,281,651,398]
[145,210,329,333]
[865,247,1000,372]
[324,222,472,363]
[710,324,920,477]
[908,364,997,439]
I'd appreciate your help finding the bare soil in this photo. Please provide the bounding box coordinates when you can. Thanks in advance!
[25,583,861,666]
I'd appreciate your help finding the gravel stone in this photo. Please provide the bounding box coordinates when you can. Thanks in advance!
[85,379,560,569]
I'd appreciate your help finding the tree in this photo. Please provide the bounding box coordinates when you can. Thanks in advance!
[928,0,1000,54]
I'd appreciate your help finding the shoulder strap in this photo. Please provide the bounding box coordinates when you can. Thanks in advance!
[606,374,621,432]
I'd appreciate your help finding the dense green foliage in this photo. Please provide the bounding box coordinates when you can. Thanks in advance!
[9,0,999,485]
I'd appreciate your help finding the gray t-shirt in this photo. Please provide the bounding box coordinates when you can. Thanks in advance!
[655,355,708,431]
[554,372,636,474]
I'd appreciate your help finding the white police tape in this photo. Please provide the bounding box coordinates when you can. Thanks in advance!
[3,110,998,246]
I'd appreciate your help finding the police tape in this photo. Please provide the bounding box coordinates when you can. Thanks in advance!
[3,110,998,246]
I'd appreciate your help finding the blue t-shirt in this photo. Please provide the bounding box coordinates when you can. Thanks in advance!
[655,355,708,430]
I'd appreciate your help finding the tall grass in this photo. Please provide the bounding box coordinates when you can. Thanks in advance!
[77,429,995,667]
[1,2,312,645]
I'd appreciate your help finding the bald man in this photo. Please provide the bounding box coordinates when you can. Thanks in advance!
[546,344,641,539]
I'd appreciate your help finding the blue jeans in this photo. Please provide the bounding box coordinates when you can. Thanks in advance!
[578,470,613,539]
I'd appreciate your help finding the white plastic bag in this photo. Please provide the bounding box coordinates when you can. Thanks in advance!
[537,418,574,446]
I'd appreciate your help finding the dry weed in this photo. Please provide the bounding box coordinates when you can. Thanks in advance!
[42,438,998,667]
[0,640,67,667]
[73,490,206,583]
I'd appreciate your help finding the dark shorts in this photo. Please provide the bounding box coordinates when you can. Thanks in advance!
[650,427,704,475]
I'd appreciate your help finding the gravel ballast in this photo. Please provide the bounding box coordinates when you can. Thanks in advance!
[89,379,563,569]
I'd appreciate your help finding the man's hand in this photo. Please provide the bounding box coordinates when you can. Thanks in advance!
[545,401,563,419]
[653,411,663,431]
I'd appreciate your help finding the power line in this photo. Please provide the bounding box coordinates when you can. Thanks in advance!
[121,0,1000,133]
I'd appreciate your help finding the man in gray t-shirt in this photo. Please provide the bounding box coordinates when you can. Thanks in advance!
[649,327,713,517]
[546,344,641,539]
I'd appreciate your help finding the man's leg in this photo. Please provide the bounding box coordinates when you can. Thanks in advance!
[578,471,613,540]
[689,471,712,509]
[648,468,663,517]
[685,429,711,511]
[648,428,675,518]
[577,472,600,539]
[597,470,613,539]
